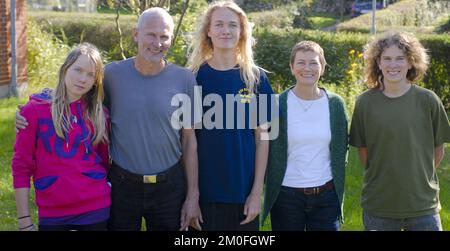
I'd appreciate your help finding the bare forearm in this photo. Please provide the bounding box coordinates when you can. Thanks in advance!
[435,145,445,168]
[358,147,368,168]
[15,188,31,217]
[182,131,200,200]
[252,128,269,196]
[15,188,35,230]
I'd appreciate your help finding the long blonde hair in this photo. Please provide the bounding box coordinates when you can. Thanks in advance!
[363,30,429,89]
[188,0,261,93]
[51,43,107,145]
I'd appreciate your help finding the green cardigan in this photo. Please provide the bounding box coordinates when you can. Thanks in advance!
[262,86,349,224]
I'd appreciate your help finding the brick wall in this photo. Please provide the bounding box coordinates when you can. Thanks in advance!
[0,0,27,95]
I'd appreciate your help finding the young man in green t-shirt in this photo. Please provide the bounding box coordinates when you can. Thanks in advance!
[350,31,450,231]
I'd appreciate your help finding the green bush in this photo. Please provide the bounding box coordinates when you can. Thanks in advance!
[29,11,138,61]
[247,8,295,29]
[28,11,449,112]
[435,15,450,34]
[29,9,204,65]
[253,28,450,112]
[26,19,70,95]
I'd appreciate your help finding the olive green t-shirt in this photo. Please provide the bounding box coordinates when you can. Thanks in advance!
[349,85,450,218]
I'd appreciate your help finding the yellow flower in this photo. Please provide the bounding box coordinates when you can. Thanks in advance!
[351,63,358,68]
[358,53,363,58]
[349,49,355,55]
[347,70,354,75]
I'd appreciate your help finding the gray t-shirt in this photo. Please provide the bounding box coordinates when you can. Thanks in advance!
[104,58,199,174]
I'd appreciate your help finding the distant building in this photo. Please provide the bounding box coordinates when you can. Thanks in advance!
[0,0,28,98]
[28,0,97,12]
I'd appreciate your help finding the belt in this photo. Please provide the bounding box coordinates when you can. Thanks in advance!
[111,161,179,184]
[294,180,334,196]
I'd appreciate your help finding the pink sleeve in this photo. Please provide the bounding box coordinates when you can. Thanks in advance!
[11,102,38,189]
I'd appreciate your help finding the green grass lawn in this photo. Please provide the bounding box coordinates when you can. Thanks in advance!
[307,12,342,30]
[0,97,449,230]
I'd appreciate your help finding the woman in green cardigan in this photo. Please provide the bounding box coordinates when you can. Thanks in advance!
[262,41,348,231]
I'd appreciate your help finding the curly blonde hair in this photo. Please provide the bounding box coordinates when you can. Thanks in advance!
[188,0,261,93]
[363,30,429,89]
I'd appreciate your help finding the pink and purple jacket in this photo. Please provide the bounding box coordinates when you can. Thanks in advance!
[12,90,111,218]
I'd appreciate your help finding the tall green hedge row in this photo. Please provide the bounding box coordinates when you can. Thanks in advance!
[254,28,449,111]
[28,16,449,112]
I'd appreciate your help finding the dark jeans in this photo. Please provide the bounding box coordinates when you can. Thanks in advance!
[270,186,340,231]
[39,220,108,231]
[107,162,186,231]
[199,203,259,231]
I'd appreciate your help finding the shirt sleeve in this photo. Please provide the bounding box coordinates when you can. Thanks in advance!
[429,91,450,146]
[349,95,366,148]
[11,102,38,188]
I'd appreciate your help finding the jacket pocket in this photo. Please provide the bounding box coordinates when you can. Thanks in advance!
[34,176,58,191]
[82,170,107,180]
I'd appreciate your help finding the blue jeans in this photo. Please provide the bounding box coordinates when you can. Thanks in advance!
[270,186,340,231]
[363,211,442,231]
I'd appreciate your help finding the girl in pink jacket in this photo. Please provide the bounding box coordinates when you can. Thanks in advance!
[12,43,110,231]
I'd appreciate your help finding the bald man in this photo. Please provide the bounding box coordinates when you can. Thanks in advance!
[103,8,202,231]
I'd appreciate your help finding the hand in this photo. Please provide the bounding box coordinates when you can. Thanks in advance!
[15,104,28,132]
[240,193,261,225]
[180,197,203,231]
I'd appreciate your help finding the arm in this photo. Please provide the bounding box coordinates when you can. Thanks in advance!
[241,125,269,225]
[12,103,38,231]
[180,128,202,230]
[358,147,368,168]
[14,188,35,231]
[15,104,28,131]
[434,144,445,169]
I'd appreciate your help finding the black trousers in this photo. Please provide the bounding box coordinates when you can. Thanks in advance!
[199,203,259,231]
[107,162,186,231]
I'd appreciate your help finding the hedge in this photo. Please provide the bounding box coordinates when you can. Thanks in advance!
[253,28,450,112]
[28,14,449,112]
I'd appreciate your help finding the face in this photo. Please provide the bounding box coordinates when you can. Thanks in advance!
[290,50,323,87]
[65,54,96,102]
[378,45,412,85]
[208,7,241,51]
[134,15,173,63]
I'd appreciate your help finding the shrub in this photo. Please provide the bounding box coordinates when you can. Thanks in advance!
[29,11,138,61]
[28,11,449,112]
[26,19,70,95]
[435,15,450,34]
[29,9,204,64]
[247,8,294,29]
[253,28,450,112]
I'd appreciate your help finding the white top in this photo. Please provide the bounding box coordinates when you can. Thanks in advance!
[282,90,333,188]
